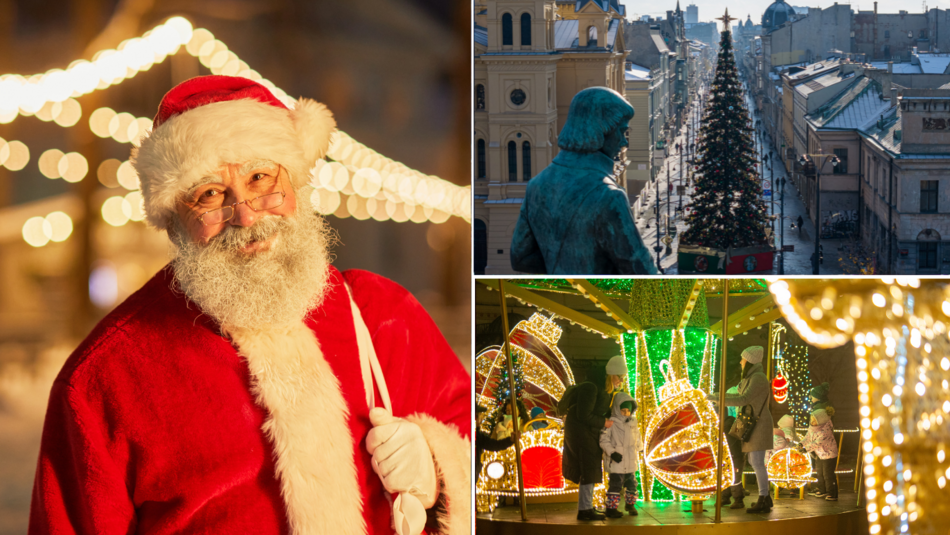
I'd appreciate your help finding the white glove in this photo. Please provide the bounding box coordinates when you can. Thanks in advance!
[366,408,438,534]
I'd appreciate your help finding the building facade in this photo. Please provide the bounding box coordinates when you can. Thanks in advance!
[473,0,627,274]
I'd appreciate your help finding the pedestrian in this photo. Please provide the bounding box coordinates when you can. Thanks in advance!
[801,408,839,501]
[604,354,629,395]
[600,397,642,518]
[560,365,613,521]
[721,412,747,509]
[797,215,804,235]
[709,346,774,513]
[777,414,799,444]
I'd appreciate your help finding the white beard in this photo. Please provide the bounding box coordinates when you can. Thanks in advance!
[169,193,335,331]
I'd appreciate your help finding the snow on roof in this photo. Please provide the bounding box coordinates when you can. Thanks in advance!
[868,62,922,74]
[916,53,950,74]
[626,63,651,80]
[810,77,893,130]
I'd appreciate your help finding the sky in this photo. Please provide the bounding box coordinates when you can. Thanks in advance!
[627,0,950,31]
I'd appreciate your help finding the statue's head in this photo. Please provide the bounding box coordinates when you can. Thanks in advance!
[557,87,634,159]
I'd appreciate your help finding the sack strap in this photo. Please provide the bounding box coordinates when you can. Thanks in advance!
[345,283,392,413]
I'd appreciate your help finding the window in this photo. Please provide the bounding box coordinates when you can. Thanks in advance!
[474,220,487,275]
[920,29,927,39]
[921,180,938,213]
[522,141,532,180]
[588,25,598,46]
[502,14,513,45]
[521,13,531,46]
[475,84,485,110]
[919,242,938,270]
[884,30,890,38]
[508,141,517,181]
[477,139,487,178]
[833,148,848,173]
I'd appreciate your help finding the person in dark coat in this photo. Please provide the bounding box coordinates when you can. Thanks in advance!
[720,415,747,509]
[560,365,612,520]
[710,346,774,514]
[475,405,514,478]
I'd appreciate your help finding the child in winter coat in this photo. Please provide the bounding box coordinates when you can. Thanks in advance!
[801,408,838,500]
[777,414,799,445]
[599,394,643,518]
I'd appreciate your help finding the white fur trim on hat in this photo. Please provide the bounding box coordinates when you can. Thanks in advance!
[132,97,336,231]
[606,355,627,376]
[740,346,764,365]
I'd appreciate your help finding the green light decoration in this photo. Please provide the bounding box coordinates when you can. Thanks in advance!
[621,327,720,502]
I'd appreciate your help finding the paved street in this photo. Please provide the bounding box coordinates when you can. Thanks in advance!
[633,88,847,275]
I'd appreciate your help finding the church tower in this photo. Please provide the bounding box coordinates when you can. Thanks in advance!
[475,0,560,274]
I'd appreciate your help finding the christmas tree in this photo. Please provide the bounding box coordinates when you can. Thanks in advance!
[488,349,525,431]
[680,12,770,251]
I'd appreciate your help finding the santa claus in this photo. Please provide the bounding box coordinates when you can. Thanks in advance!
[28,76,471,535]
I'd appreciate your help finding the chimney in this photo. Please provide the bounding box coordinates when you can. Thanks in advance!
[888,61,893,73]
[891,86,898,108]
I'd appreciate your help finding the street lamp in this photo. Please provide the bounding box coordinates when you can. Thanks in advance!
[778,162,786,275]
[797,151,841,275]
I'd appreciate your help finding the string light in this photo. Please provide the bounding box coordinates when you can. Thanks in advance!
[767,448,816,489]
[3,16,470,247]
[22,211,74,247]
[769,279,950,535]
[642,361,733,498]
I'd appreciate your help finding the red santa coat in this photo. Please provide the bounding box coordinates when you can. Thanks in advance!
[29,265,471,535]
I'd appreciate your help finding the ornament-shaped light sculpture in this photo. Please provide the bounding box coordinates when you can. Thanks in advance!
[643,361,734,497]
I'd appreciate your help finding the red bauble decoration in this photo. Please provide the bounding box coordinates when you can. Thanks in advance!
[772,373,789,404]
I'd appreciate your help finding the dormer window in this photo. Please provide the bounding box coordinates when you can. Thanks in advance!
[588,26,598,47]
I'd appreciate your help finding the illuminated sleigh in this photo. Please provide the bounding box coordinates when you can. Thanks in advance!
[475,314,583,513]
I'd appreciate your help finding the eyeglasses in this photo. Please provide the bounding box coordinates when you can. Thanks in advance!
[197,165,287,226]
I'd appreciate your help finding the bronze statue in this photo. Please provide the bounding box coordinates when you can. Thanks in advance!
[510,87,658,274]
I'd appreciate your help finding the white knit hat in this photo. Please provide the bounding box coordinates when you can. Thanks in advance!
[132,75,335,231]
[777,414,795,429]
[606,355,627,376]
[740,346,764,364]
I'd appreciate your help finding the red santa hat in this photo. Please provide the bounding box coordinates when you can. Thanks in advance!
[131,75,336,231]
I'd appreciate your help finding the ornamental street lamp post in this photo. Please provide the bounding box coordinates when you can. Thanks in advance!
[779,172,786,275]
[798,151,841,275]
[655,164,663,272]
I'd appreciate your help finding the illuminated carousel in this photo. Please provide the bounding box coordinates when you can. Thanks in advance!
[476,278,882,535]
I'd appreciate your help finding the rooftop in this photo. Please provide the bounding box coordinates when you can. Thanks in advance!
[625,63,651,81]
[808,77,892,130]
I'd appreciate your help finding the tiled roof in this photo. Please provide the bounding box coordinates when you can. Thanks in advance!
[862,107,901,154]
[554,20,579,49]
[809,77,893,130]
[553,19,620,50]
[605,19,620,51]
[475,24,488,47]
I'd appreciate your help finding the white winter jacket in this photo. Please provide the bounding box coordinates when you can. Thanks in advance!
[599,392,643,474]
